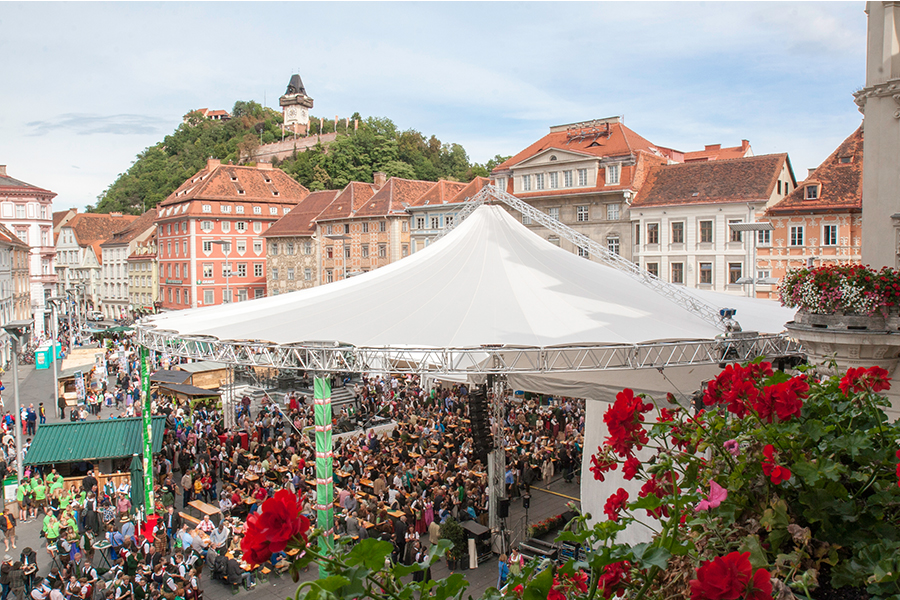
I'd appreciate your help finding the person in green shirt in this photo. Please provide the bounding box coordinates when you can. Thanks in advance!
[31,479,47,514]
[15,483,28,522]
[45,515,61,555]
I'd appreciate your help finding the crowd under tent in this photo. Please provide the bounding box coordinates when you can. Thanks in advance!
[137,196,798,548]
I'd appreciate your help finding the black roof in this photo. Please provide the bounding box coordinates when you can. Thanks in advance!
[285,74,306,96]
[150,369,191,385]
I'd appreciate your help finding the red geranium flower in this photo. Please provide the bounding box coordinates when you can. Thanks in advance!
[241,490,310,566]
[839,366,892,395]
[590,452,618,482]
[689,551,771,600]
[597,561,631,599]
[704,363,773,418]
[622,455,641,480]
[761,444,791,485]
[753,376,809,423]
[604,389,653,458]
[603,488,629,522]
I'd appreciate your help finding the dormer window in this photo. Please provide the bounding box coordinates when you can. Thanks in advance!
[606,163,621,185]
[253,206,262,214]
[840,156,852,164]
[805,184,819,200]
[202,204,211,213]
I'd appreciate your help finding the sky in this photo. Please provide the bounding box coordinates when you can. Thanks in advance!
[0,2,868,211]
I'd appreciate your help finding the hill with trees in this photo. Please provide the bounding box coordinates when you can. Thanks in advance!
[91,101,507,214]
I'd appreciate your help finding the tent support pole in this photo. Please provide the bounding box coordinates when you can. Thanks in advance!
[313,374,334,576]
[488,374,507,555]
[140,346,155,516]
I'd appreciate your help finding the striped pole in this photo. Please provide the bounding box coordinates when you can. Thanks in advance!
[313,376,334,573]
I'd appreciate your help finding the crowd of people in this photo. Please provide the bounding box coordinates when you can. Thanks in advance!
[1,334,585,600]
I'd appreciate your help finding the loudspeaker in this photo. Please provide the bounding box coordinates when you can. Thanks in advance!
[469,386,493,463]
[522,495,530,510]
[498,498,510,518]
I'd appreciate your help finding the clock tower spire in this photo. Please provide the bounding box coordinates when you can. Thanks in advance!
[280,74,314,136]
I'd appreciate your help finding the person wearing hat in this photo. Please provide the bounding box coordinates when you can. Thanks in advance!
[119,516,134,544]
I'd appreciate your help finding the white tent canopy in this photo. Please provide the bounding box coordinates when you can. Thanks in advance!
[145,205,793,350]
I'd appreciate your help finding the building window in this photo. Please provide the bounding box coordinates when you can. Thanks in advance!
[577,169,588,187]
[236,239,246,253]
[344,245,351,259]
[605,163,620,185]
[304,268,312,281]
[402,221,408,232]
[607,235,620,255]
[326,225,333,235]
[729,262,743,284]
[222,262,232,277]
[202,204,211,213]
[15,205,25,219]
[699,220,713,243]
[699,262,713,285]
[270,243,279,256]
[805,185,819,200]
[201,221,213,232]
[576,206,589,222]
[361,244,369,258]
[379,221,386,232]
[269,206,278,215]
[204,290,214,305]
[326,270,333,283]
[823,224,838,246]
[607,204,620,220]
[634,223,640,245]
[647,223,659,245]
[255,289,264,299]
[287,268,294,281]
[445,216,454,228]
[325,246,333,259]
[522,174,531,191]
[236,206,245,214]
[237,289,247,302]
[220,205,231,213]
[549,172,559,188]
[729,219,743,242]
[431,216,440,229]
[286,242,295,255]
[253,240,263,253]
[253,222,262,233]
[671,262,684,284]
[253,206,262,214]
[522,213,531,225]
[236,221,247,232]
[272,267,279,280]
[416,217,425,230]
[646,262,659,277]
[254,263,263,277]
[790,226,804,246]
[757,229,771,246]
[402,244,409,257]
[221,222,231,233]
[303,241,312,255]
[535,173,545,190]
[563,170,573,187]
[203,264,213,278]
[577,246,589,259]
[378,244,387,258]
[671,222,685,244]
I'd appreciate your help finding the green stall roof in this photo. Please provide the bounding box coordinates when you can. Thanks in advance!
[24,416,166,466]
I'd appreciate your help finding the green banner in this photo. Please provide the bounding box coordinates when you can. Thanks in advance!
[141,347,155,517]
[314,376,334,573]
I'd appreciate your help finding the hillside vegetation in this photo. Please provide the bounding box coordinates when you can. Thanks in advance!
[92,101,507,214]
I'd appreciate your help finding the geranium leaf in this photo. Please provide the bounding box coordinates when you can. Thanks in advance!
[314,575,351,592]
[739,535,768,569]
[345,538,393,570]
[391,563,422,578]
[523,566,554,600]
[641,547,672,570]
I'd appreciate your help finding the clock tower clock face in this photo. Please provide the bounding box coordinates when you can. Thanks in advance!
[286,106,298,121]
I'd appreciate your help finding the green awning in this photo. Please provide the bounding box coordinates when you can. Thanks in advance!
[24,416,166,466]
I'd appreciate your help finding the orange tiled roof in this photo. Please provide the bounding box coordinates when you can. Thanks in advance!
[263,190,342,238]
[447,177,491,204]
[413,180,468,207]
[491,118,669,174]
[315,182,379,222]
[767,126,862,215]
[100,209,157,247]
[67,213,138,248]
[159,161,309,207]
[631,153,789,208]
[0,223,29,249]
[684,141,752,162]
[355,178,435,217]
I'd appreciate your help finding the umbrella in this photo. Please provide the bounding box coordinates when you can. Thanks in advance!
[130,455,145,514]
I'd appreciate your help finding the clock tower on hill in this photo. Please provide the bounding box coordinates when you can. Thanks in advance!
[279,74,314,136]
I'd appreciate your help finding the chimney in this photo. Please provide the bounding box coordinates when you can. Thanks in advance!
[373,172,387,189]
[257,162,273,171]
[808,168,816,178]
[0,165,6,177]
[741,140,750,151]
[110,212,123,217]
[207,158,221,170]
[704,144,721,151]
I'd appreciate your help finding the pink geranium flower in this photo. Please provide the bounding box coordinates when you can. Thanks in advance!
[696,480,728,511]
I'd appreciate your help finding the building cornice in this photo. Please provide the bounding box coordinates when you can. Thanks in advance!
[853,78,900,117]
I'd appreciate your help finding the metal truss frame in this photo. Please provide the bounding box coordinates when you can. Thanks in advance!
[136,327,800,374]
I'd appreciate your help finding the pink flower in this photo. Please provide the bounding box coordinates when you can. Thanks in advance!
[723,440,740,456]
[696,480,728,512]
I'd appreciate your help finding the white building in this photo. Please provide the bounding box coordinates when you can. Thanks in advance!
[630,154,795,294]
[0,165,56,336]
[99,210,156,320]
[408,178,489,254]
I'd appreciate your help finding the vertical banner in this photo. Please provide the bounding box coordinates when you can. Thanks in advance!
[313,376,334,572]
[140,347,154,516]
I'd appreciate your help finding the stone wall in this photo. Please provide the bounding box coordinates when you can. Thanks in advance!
[252,133,339,163]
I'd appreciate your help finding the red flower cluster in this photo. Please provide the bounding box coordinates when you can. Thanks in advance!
[761,445,791,485]
[604,488,629,522]
[597,561,631,599]
[604,389,653,457]
[240,490,311,566]
[590,453,618,482]
[548,570,590,600]
[839,366,892,395]
[704,363,773,418]
[754,376,809,423]
[638,473,677,519]
[689,551,772,600]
